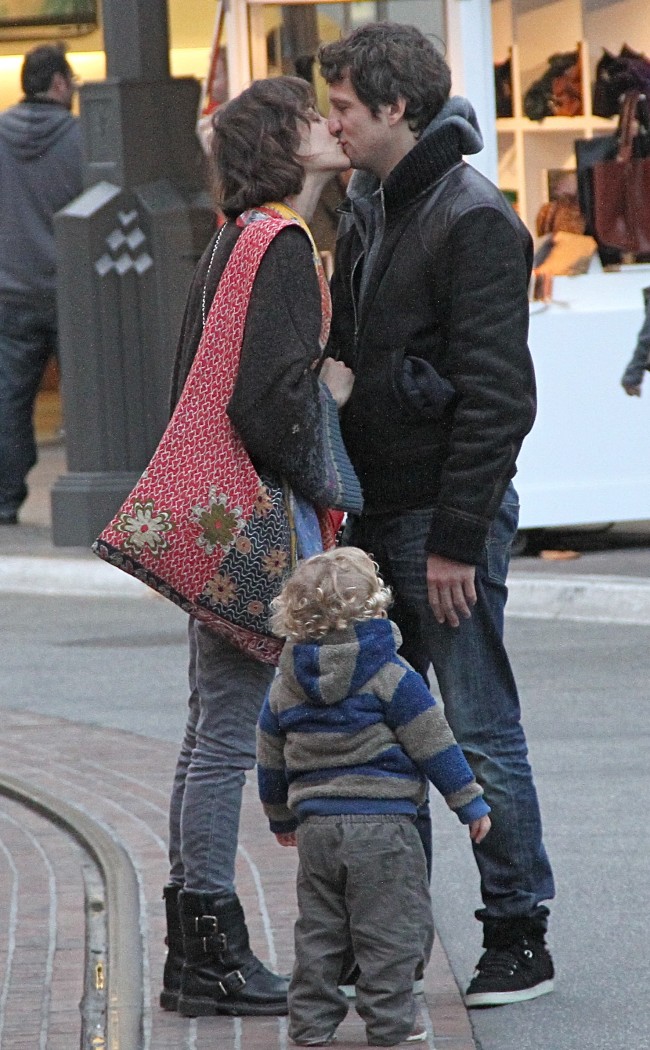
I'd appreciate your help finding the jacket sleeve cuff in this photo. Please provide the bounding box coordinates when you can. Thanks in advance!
[455,797,491,824]
[426,506,489,564]
[269,817,299,834]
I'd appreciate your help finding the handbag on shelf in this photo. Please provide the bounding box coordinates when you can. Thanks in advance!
[524,48,583,122]
[575,91,650,261]
[593,45,650,119]
[92,212,359,664]
[536,196,585,237]
[592,91,650,256]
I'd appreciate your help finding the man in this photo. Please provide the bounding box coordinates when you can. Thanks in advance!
[319,23,555,1008]
[0,44,83,524]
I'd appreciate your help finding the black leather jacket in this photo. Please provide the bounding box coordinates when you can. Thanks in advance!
[328,122,536,564]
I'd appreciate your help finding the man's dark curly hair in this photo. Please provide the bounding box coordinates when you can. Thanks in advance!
[212,77,315,219]
[319,22,451,136]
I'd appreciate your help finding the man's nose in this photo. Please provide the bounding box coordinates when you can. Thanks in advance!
[327,113,341,135]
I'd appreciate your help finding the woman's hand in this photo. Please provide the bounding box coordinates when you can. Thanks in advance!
[320,357,355,409]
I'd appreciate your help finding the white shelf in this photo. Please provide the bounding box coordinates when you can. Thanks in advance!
[497,115,616,133]
[492,0,650,231]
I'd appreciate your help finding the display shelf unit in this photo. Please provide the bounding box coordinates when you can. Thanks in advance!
[491,0,650,235]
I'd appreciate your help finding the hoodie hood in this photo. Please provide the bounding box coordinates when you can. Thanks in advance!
[0,100,76,161]
[280,618,403,707]
[422,95,483,155]
[346,94,484,205]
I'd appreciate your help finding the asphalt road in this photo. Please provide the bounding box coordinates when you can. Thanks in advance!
[2,592,649,1050]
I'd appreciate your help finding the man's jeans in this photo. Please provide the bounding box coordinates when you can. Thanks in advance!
[0,302,57,515]
[345,484,555,921]
[168,619,275,897]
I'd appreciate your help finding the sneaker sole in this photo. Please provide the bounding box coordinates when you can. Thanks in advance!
[465,977,554,1008]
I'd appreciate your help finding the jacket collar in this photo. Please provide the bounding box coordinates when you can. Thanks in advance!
[344,95,483,214]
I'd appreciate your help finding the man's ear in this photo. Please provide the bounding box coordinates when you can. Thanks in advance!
[385,96,408,126]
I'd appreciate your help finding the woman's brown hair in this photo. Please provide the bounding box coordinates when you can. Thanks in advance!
[212,76,315,218]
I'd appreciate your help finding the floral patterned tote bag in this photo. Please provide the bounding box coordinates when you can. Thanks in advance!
[93,215,326,665]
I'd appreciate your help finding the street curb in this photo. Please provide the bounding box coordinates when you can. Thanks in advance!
[0,773,144,1050]
[3,556,650,624]
[507,573,650,625]
[0,555,148,597]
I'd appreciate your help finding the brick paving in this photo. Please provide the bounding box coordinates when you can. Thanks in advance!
[0,708,477,1050]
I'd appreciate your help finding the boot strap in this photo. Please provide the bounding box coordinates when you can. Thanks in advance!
[193,914,228,954]
[216,969,247,997]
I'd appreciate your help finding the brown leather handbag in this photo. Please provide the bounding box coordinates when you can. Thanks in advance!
[592,91,650,254]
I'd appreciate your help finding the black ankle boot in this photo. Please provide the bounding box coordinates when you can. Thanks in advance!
[177,891,289,1017]
[160,884,184,1011]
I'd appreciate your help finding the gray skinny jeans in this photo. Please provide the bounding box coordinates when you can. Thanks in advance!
[168,618,275,896]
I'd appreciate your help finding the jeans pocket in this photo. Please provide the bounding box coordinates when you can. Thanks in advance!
[486,492,520,585]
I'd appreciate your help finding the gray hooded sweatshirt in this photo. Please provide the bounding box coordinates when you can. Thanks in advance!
[0,99,83,309]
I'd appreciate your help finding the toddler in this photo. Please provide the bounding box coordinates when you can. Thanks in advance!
[257,548,491,1047]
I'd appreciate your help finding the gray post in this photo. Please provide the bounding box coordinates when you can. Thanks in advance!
[51,0,215,546]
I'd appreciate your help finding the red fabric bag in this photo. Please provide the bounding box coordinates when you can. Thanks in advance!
[92,214,334,664]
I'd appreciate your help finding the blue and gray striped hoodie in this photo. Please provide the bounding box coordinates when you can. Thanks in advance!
[256,618,489,834]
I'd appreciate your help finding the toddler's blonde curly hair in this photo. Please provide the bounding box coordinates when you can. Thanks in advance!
[271,547,393,642]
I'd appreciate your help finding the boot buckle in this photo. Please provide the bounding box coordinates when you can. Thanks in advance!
[194,914,218,935]
[217,969,246,996]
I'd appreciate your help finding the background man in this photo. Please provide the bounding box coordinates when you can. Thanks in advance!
[319,22,555,1008]
[0,43,82,524]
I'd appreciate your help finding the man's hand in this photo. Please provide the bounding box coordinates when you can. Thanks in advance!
[426,554,477,627]
[319,357,355,409]
[622,382,642,397]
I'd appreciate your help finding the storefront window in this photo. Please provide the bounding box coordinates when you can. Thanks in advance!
[248,0,446,105]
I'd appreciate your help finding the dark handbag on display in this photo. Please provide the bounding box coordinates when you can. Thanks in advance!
[592,91,650,255]
[524,48,582,122]
[593,45,650,118]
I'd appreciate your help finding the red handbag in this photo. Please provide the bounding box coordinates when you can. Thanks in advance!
[92,214,336,664]
[593,91,650,254]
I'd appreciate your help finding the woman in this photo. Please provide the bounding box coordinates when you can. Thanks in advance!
[159,77,357,1020]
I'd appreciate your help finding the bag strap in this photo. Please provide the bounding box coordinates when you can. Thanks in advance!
[617,90,644,162]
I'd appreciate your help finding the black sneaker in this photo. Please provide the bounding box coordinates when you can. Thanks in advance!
[465,936,554,1007]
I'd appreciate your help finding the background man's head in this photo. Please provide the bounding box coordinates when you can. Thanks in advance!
[21,44,75,109]
[318,22,451,138]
